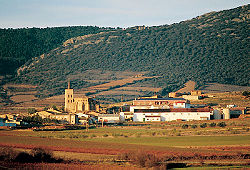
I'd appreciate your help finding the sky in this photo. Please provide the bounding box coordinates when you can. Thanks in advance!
[0,0,249,28]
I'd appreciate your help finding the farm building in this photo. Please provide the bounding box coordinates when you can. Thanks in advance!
[120,112,133,122]
[212,106,246,120]
[34,109,78,124]
[98,114,120,123]
[0,114,22,126]
[130,97,191,114]
[0,118,17,127]
[223,107,246,119]
[133,108,212,122]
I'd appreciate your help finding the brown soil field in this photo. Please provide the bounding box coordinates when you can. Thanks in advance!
[97,90,142,96]
[200,83,250,93]
[88,77,153,90]
[10,95,38,103]
[191,92,250,107]
[1,74,158,113]
[118,86,162,92]
[3,84,37,89]
[176,81,196,93]
[0,161,142,170]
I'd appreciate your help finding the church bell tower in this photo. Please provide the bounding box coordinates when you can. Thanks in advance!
[65,80,75,113]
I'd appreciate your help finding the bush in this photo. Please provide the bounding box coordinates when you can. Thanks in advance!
[0,147,17,162]
[0,147,63,163]
[200,123,207,128]
[176,133,181,136]
[27,108,36,114]
[15,152,34,163]
[136,133,142,138]
[209,122,216,127]
[182,124,189,129]
[31,147,53,162]
[81,135,88,138]
[112,133,122,137]
[91,134,97,138]
[103,134,109,137]
[151,132,156,136]
[119,151,161,167]
[191,124,197,129]
[217,122,226,127]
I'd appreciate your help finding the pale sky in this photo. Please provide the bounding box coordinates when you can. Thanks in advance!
[0,0,249,28]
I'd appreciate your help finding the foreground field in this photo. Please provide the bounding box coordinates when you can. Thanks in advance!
[0,119,250,169]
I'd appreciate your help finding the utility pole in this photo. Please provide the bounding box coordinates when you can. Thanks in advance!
[86,117,89,132]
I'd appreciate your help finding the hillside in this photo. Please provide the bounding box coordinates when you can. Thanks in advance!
[11,5,250,100]
[0,26,115,75]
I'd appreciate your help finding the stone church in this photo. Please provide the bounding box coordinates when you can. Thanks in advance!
[65,82,100,113]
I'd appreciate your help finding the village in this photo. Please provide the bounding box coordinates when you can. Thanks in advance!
[0,81,249,129]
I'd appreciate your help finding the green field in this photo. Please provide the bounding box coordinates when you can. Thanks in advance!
[0,119,250,168]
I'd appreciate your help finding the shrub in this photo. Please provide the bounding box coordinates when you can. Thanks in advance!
[0,147,63,163]
[191,124,197,129]
[27,108,36,114]
[103,134,109,137]
[69,134,78,138]
[58,135,65,138]
[136,133,141,138]
[31,147,53,163]
[15,152,34,163]
[112,133,122,137]
[119,151,161,167]
[151,132,156,136]
[81,135,88,138]
[218,122,226,127]
[231,130,240,134]
[200,123,207,128]
[0,147,17,162]
[176,133,181,136]
[91,134,97,138]
[209,122,216,127]
[196,131,201,135]
[182,124,189,129]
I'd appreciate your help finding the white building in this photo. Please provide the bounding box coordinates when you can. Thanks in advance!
[133,108,212,122]
[98,114,120,123]
[119,112,133,122]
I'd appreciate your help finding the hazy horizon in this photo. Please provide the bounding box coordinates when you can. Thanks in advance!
[0,0,249,29]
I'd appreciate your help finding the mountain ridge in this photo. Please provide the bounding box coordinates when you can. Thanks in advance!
[10,4,250,100]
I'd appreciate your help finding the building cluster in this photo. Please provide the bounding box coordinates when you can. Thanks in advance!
[0,114,23,127]
[101,95,248,124]
[32,82,100,125]
[0,84,248,128]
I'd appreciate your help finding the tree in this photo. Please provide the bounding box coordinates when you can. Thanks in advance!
[27,108,36,114]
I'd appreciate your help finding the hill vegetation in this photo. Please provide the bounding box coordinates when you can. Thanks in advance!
[5,5,250,99]
[0,26,115,75]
